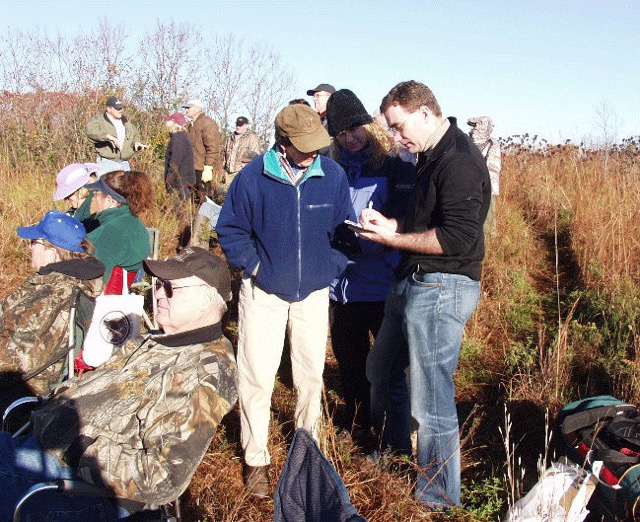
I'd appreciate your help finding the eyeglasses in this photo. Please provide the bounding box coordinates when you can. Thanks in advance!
[388,111,416,135]
[155,278,207,298]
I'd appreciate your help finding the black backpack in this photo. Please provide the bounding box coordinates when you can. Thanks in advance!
[556,395,640,521]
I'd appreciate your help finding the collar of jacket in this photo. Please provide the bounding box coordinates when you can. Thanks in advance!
[152,322,223,346]
[262,147,324,186]
[103,112,128,125]
[94,204,132,223]
[417,117,458,175]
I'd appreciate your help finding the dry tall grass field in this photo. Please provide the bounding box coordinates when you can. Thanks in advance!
[1,94,639,520]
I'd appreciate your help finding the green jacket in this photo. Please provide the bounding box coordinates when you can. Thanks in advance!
[86,112,140,161]
[72,192,94,226]
[87,205,150,282]
[0,258,104,395]
[32,323,238,505]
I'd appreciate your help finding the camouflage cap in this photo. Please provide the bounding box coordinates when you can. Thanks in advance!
[144,247,232,301]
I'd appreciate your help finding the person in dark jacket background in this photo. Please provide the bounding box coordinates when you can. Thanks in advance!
[217,104,354,498]
[181,99,223,197]
[163,112,195,201]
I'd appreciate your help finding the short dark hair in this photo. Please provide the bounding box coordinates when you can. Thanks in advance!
[288,98,311,107]
[274,134,292,147]
[380,80,442,117]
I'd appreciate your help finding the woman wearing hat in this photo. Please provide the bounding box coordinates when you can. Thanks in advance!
[325,89,415,439]
[0,211,104,405]
[52,162,101,223]
[84,170,153,294]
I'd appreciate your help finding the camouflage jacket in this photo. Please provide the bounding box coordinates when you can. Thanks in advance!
[32,323,238,505]
[468,116,502,196]
[224,130,261,174]
[0,258,104,395]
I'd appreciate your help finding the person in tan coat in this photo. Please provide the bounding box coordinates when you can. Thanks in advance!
[182,99,223,197]
[223,116,261,192]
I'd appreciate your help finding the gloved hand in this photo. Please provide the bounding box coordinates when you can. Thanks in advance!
[201,165,214,183]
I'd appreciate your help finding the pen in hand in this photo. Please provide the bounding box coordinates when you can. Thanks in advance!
[361,200,373,227]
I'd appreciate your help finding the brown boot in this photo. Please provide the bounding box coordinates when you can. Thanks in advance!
[243,464,270,498]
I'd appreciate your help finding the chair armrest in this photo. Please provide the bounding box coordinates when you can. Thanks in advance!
[13,482,61,522]
[2,396,42,432]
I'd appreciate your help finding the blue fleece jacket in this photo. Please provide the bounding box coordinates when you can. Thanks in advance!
[217,149,355,302]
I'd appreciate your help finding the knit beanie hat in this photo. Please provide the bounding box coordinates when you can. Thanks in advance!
[326,89,373,137]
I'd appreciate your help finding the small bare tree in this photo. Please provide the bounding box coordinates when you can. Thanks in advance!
[0,20,132,97]
[201,34,295,145]
[87,19,131,92]
[135,20,202,110]
[202,34,248,134]
[593,99,621,171]
[0,28,49,92]
[244,44,295,146]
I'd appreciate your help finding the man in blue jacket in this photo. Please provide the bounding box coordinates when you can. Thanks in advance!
[217,104,354,498]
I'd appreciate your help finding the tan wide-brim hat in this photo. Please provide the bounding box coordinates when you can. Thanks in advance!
[275,105,331,153]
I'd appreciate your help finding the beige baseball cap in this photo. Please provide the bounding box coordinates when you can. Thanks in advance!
[275,105,331,153]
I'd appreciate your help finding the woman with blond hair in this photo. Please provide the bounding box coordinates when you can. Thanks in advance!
[326,89,415,441]
[84,170,153,294]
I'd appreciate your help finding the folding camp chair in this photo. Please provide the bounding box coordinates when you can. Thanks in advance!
[0,287,96,431]
[273,428,367,522]
[22,287,94,388]
[12,480,180,522]
[131,227,161,330]
[3,398,181,521]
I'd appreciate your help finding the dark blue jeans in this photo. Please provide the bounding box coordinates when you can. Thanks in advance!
[0,432,128,521]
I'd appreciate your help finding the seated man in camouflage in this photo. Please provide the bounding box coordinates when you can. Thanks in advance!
[0,247,237,521]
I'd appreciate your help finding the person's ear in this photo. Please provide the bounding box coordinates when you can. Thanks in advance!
[45,245,59,263]
[419,106,432,119]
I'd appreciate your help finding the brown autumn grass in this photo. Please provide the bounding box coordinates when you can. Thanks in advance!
[1,95,640,519]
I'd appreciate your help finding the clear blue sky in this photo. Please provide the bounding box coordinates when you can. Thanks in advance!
[6,0,639,143]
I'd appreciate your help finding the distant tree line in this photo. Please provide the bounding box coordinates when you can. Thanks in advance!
[0,19,296,146]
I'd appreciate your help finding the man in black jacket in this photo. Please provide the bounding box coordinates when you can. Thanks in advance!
[355,80,490,510]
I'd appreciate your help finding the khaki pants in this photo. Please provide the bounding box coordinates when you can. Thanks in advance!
[237,276,329,466]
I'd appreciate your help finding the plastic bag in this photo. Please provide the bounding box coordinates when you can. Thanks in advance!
[82,271,143,367]
[504,461,597,522]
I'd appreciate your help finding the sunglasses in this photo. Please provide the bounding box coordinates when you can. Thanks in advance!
[155,278,206,298]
